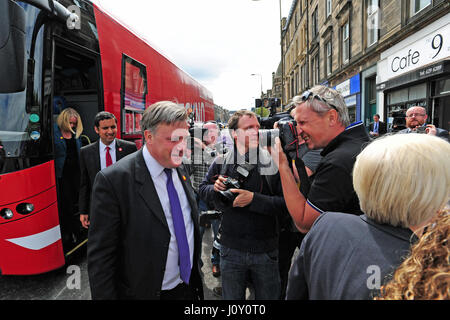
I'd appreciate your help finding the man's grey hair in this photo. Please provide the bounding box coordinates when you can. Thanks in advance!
[292,85,351,127]
[141,101,188,134]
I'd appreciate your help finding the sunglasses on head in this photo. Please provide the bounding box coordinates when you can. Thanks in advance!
[300,90,338,112]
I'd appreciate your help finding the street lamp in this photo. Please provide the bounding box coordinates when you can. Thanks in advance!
[251,0,284,108]
[251,73,263,97]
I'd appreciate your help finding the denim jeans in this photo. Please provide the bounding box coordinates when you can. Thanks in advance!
[220,245,280,300]
[197,195,220,267]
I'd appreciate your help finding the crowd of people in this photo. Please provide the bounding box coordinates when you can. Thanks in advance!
[54,85,449,301]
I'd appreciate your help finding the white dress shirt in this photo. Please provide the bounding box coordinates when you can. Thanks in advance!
[99,139,116,170]
[142,145,194,290]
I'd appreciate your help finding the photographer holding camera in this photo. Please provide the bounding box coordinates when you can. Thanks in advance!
[189,120,224,278]
[272,85,370,235]
[398,106,449,141]
[198,110,288,300]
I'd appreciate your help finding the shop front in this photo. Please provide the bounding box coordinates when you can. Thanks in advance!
[377,13,450,132]
[334,73,361,124]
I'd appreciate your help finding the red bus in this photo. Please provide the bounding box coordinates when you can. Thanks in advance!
[0,0,214,275]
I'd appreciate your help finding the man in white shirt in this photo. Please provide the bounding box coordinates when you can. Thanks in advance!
[78,111,137,228]
[87,102,203,300]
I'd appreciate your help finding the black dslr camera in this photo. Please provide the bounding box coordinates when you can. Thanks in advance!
[218,177,241,202]
[259,112,299,159]
[216,162,255,206]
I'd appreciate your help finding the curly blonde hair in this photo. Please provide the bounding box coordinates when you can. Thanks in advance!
[376,209,450,300]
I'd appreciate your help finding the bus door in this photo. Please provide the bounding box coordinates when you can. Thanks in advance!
[51,40,103,254]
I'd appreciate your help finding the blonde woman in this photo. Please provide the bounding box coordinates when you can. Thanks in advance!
[286,134,450,300]
[54,107,83,250]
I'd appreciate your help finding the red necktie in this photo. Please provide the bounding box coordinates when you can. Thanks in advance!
[105,146,112,167]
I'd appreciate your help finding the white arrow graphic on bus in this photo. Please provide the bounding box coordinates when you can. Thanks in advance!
[6,225,61,250]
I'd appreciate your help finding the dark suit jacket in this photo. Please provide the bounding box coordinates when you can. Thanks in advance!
[398,127,449,142]
[78,139,137,216]
[87,149,204,300]
[369,121,387,136]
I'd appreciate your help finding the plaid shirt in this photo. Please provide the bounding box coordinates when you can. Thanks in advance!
[190,145,216,193]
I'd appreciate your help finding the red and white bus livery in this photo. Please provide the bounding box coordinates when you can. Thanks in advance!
[0,0,214,275]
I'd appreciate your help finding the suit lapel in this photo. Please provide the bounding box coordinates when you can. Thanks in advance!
[91,140,101,173]
[135,150,169,229]
[115,139,124,161]
[176,166,197,216]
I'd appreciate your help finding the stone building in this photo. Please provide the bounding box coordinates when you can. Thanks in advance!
[276,0,449,130]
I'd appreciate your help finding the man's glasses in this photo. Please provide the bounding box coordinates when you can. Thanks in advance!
[406,113,426,118]
[300,90,338,112]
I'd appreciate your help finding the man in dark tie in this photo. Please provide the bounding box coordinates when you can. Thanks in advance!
[87,101,204,300]
[369,114,386,138]
[78,111,137,229]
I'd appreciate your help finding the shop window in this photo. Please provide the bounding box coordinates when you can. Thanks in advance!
[121,55,147,135]
[388,88,408,104]
[386,84,428,131]
[434,79,450,96]
[408,83,427,101]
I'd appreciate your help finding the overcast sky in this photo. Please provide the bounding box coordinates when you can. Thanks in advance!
[95,0,293,111]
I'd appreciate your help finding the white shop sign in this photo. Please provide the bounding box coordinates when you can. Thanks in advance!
[335,79,350,97]
[385,22,450,79]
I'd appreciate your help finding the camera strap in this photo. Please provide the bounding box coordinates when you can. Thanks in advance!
[288,154,310,198]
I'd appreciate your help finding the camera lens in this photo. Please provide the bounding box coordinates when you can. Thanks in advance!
[259,129,279,147]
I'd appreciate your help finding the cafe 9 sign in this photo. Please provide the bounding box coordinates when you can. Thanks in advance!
[387,23,449,79]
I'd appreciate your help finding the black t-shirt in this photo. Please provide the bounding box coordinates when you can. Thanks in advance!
[307,122,370,215]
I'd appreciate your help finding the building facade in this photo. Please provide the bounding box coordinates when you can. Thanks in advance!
[277,0,450,130]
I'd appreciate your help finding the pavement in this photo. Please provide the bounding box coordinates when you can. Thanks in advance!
[0,223,262,300]
[199,224,222,300]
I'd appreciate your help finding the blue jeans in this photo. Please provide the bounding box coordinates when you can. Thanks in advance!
[220,245,280,300]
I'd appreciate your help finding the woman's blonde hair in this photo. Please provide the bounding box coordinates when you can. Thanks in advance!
[376,208,450,300]
[352,133,450,228]
[56,108,83,139]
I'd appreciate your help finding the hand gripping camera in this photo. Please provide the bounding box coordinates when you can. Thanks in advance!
[217,162,255,206]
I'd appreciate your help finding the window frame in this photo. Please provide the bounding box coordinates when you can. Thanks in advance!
[312,7,318,38]
[326,0,332,18]
[326,40,332,76]
[367,0,379,47]
[409,0,432,17]
[120,54,148,136]
[341,22,350,65]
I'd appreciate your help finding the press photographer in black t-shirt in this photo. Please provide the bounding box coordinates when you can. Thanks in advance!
[271,85,370,234]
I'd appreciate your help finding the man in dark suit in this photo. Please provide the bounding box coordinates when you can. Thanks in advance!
[369,114,387,138]
[399,106,449,142]
[87,101,204,300]
[79,111,137,229]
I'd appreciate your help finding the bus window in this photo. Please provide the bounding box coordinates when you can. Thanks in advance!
[121,55,147,136]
